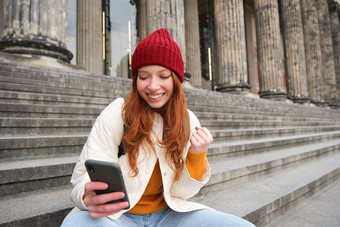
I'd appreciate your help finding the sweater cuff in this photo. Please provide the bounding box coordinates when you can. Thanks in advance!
[186,148,207,181]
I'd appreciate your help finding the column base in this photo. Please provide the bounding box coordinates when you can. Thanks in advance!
[328,100,340,109]
[288,96,310,104]
[259,90,287,101]
[0,51,82,71]
[216,83,251,93]
[310,100,328,107]
[0,38,73,63]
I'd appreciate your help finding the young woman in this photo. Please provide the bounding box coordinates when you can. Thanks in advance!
[62,28,255,227]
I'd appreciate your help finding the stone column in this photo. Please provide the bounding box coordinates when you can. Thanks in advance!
[137,0,186,66]
[77,0,103,74]
[136,0,148,43]
[245,6,259,95]
[184,0,202,88]
[0,2,3,38]
[329,2,340,99]
[316,0,337,104]
[280,0,309,103]
[0,0,72,63]
[214,0,249,92]
[300,0,325,104]
[254,0,287,100]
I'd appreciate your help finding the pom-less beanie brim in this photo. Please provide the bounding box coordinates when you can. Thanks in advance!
[132,28,184,82]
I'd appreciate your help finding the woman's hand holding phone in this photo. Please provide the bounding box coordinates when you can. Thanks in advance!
[83,181,129,218]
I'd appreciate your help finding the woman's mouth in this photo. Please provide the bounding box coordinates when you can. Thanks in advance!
[148,93,164,100]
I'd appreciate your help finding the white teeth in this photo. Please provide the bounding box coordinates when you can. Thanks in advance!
[149,94,163,99]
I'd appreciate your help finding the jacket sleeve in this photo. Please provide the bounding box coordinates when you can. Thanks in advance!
[70,98,125,210]
[169,110,211,200]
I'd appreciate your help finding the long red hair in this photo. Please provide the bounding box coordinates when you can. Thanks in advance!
[122,72,190,181]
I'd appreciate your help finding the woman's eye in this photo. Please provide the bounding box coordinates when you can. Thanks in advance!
[138,75,148,80]
[160,75,171,79]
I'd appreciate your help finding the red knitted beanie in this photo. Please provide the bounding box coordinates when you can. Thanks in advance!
[132,28,184,82]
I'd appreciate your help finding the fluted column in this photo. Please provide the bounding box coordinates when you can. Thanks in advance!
[329,2,340,99]
[0,2,3,38]
[280,0,309,103]
[0,0,72,62]
[214,0,249,92]
[300,0,325,104]
[136,0,148,43]
[316,0,337,104]
[137,0,186,67]
[77,0,103,74]
[184,0,202,88]
[254,0,287,100]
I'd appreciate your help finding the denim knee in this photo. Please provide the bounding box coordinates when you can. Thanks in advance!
[184,209,255,227]
[60,211,115,227]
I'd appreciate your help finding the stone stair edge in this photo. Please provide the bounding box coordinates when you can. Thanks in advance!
[1,140,339,213]
[2,101,338,121]
[2,60,339,116]
[0,83,339,119]
[0,74,131,95]
[0,89,114,104]
[0,81,129,100]
[201,142,340,196]
[0,185,73,225]
[208,132,340,158]
[0,59,131,84]
[193,152,340,226]
[1,58,340,115]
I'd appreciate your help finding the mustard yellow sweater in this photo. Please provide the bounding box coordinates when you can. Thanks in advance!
[128,149,207,214]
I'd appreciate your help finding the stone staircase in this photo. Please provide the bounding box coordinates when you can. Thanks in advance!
[0,59,340,226]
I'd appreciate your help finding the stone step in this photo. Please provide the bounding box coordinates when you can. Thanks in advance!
[0,133,87,160]
[0,85,304,118]
[3,126,339,162]
[0,155,78,197]
[191,105,340,123]
[1,102,337,125]
[195,111,339,123]
[211,126,340,141]
[3,109,337,136]
[208,131,340,159]
[1,59,340,227]
[0,102,102,118]
[0,81,129,100]
[267,178,340,227]
[0,70,131,92]
[2,65,337,120]
[1,65,338,120]
[1,134,339,198]
[1,140,338,226]
[193,151,340,226]
[1,60,340,116]
[0,60,130,87]
[0,117,94,135]
[185,90,330,113]
[202,118,337,129]
[0,74,130,100]
[0,90,112,107]
[203,139,340,195]
[0,186,72,226]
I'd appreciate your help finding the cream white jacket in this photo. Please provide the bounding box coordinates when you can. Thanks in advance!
[70,98,211,220]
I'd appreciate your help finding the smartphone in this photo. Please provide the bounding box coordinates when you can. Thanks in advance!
[85,159,130,209]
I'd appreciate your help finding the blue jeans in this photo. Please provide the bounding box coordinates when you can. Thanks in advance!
[61,207,255,227]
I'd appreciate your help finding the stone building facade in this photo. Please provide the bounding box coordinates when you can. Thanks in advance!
[0,0,339,107]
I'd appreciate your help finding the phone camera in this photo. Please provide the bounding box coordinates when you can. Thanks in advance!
[88,164,95,173]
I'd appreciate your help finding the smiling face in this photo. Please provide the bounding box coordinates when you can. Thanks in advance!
[137,65,174,110]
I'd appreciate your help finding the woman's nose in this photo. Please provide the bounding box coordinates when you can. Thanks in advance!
[148,77,160,90]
